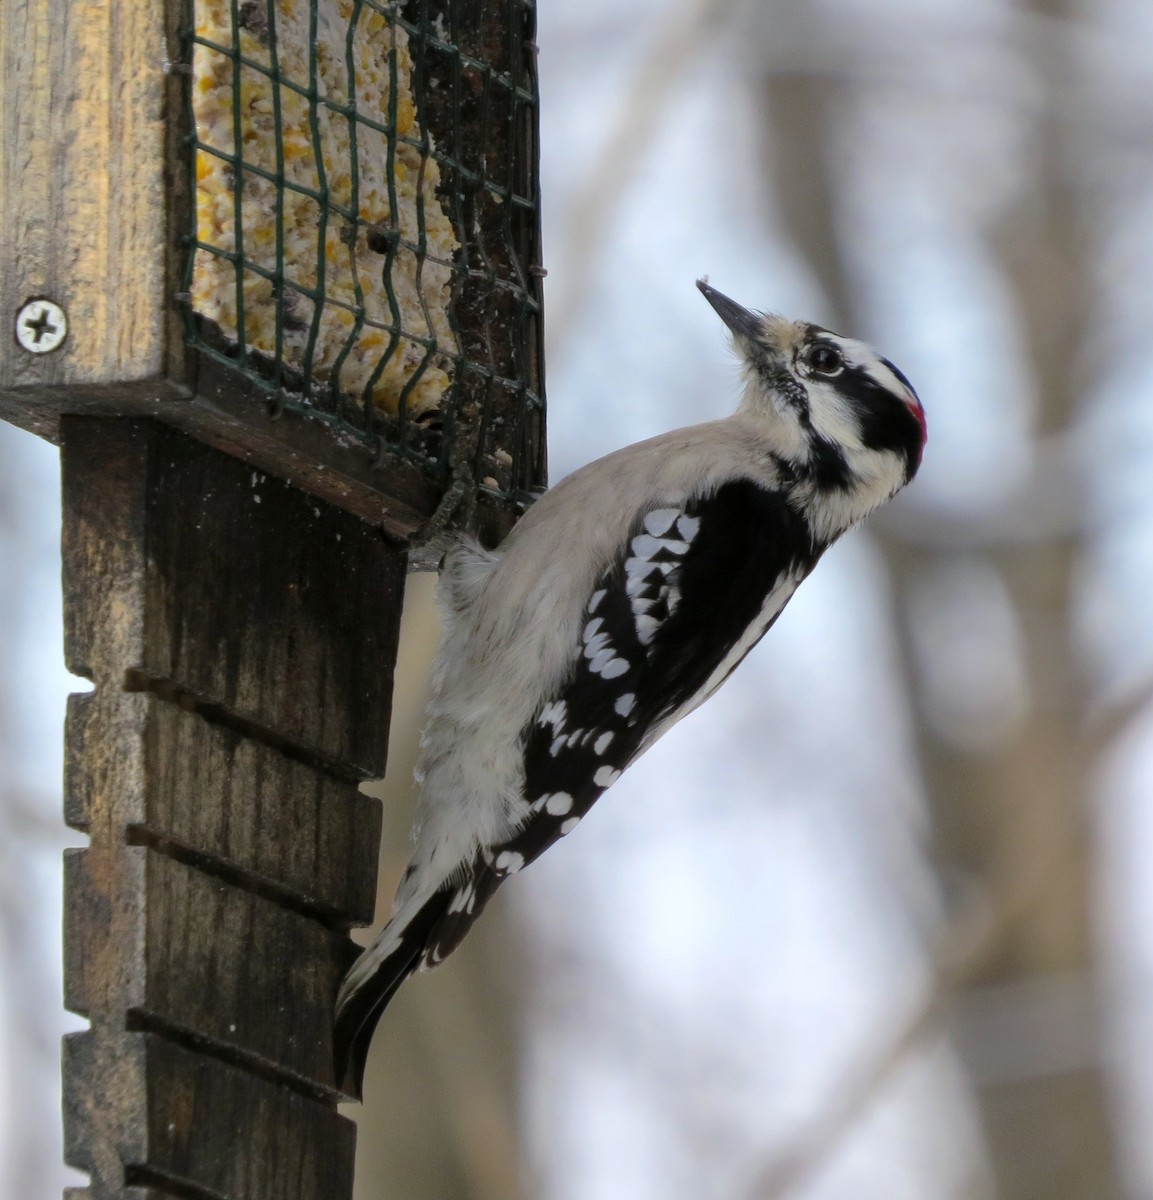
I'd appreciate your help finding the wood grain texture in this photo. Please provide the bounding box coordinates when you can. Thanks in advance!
[61,416,402,776]
[64,1191,160,1200]
[0,0,167,391]
[65,846,357,1093]
[60,416,402,1196]
[137,429,401,777]
[60,417,153,683]
[64,1030,356,1200]
[66,690,381,924]
[0,374,464,550]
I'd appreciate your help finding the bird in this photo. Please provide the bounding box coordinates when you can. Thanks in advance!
[334,278,927,1095]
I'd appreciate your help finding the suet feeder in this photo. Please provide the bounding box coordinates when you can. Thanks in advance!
[0,0,544,1195]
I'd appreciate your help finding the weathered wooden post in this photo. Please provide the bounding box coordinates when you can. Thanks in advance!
[0,0,544,1195]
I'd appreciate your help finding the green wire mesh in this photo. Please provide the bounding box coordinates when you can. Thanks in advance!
[179,0,545,505]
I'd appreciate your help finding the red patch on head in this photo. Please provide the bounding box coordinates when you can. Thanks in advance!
[907,399,927,466]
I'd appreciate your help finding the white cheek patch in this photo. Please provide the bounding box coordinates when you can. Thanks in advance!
[806,379,865,452]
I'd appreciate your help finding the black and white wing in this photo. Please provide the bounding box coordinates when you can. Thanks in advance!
[335,477,823,1093]
[422,477,823,962]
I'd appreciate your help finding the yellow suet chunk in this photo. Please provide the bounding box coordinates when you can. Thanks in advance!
[191,0,459,416]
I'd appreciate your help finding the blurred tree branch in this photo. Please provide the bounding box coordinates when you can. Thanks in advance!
[546,0,728,358]
[755,1,1121,1195]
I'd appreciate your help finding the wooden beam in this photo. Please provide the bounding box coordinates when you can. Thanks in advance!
[59,416,402,1199]
[0,0,171,392]
[0,366,523,555]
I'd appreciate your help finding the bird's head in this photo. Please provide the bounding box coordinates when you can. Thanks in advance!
[697,279,926,504]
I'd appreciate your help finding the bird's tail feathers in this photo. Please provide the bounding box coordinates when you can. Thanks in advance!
[333,855,511,1097]
[333,887,453,1098]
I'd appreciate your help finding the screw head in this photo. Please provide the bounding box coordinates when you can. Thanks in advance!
[16,299,68,354]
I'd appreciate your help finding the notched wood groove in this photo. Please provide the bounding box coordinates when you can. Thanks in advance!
[124,1164,230,1200]
[125,1010,338,1106]
[125,825,355,933]
[123,669,368,785]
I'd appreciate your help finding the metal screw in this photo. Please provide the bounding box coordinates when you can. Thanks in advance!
[16,299,68,354]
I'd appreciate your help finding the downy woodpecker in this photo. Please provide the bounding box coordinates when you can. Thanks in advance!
[335,279,926,1094]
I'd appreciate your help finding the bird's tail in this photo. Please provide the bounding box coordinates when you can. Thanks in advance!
[333,887,454,1098]
[334,857,509,1096]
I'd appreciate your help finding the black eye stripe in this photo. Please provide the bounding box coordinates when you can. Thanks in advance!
[830,365,925,480]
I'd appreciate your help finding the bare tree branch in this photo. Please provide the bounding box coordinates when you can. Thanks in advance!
[546,0,730,358]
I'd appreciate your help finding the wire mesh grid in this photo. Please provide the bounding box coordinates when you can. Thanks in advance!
[180,0,545,506]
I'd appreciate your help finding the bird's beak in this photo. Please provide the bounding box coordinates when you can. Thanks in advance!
[696,279,764,342]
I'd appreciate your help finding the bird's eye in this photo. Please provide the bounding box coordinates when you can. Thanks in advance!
[806,344,844,375]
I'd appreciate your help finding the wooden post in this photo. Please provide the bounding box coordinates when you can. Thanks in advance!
[59,416,401,1200]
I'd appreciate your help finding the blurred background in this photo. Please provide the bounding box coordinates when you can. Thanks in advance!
[5,0,1153,1196]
